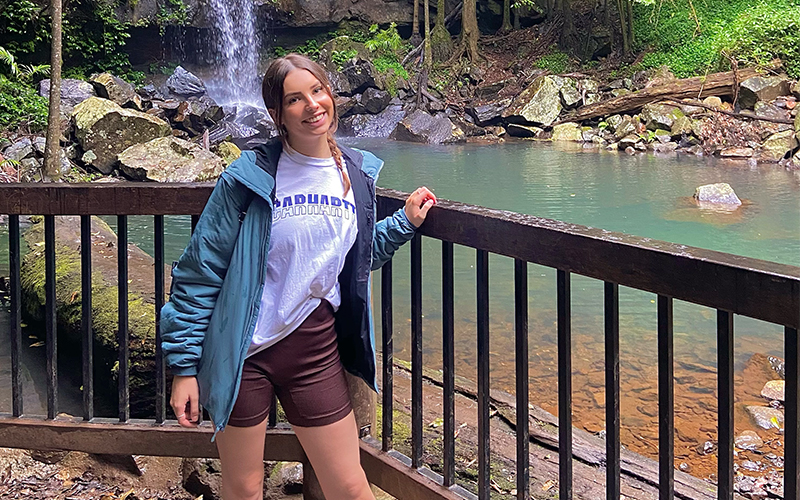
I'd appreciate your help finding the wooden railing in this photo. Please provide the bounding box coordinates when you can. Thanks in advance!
[1,182,798,500]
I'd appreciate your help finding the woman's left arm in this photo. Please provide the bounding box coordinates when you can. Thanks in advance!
[372,187,436,270]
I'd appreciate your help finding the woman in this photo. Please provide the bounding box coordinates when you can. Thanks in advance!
[161,53,436,500]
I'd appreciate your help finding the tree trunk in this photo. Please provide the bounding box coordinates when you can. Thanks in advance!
[424,0,432,69]
[43,0,63,180]
[617,0,629,54]
[431,0,454,62]
[626,0,634,47]
[411,0,422,45]
[499,0,512,33]
[461,0,480,62]
[561,0,574,45]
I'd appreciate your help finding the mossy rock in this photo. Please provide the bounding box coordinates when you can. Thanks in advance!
[20,216,167,416]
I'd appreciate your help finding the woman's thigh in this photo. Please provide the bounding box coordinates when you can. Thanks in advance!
[215,418,269,500]
[292,411,374,500]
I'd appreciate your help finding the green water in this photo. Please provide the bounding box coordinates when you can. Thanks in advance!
[1,140,798,418]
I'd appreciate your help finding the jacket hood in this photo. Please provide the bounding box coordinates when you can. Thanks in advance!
[222,140,281,204]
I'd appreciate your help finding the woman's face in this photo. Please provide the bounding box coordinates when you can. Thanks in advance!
[277,68,334,141]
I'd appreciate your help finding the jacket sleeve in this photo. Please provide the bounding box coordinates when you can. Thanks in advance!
[160,174,247,376]
[371,207,417,271]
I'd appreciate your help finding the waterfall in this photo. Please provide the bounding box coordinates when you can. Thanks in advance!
[204,0,263,106]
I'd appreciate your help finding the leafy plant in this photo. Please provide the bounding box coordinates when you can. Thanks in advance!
[0,46,50,81]
[534,47,570,74]
[330,49,358,70]
[0,75,48,131]
[364,23,407,58]
[0,157,21,183]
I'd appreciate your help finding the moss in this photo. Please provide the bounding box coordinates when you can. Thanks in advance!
[20,218,158,416]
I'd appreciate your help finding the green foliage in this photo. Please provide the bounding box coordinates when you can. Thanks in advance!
[148,60,179,75]
[0,75,48,132]
[156,0,189,34]
[330,49,358,70]
[296,39,321,58]
[0,46,50,81]
[634,0,800,78]
[364,23,408,58]
[534,47,570,74]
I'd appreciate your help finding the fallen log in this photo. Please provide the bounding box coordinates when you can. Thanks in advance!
[563,67,762,123]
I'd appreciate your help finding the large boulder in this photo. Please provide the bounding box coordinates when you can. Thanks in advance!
[3,138,34,162]
[506,123,544,138]
[467,99,511,126]
[739,76,791,110]
[551,122,583,141]
[559,78,582,108]
[389,109,465,144]
[760,129,798,161]
[166,66,207,98]
[338,104,407,138]
[317,37,371,72]
[38,78,96,113]
[72,97,172,174]
[90,73,142,110]
[330,58,381,96]
[640,103,684,131]
[693,183,742,206]
[361,87,391,114]
[118,137,225,182]
[502,75,563,127]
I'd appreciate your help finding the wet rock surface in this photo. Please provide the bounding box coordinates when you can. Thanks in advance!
[693,183,742,206]
[389,109,465,144]
[166,66,207,98]
[117,137,225,182]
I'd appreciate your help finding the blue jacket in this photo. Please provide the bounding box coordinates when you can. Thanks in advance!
[160,139,417,435]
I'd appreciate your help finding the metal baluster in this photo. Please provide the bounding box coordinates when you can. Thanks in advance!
[45,215,57,419]
[191,214,199,234]
[411,234,423,468]
[81,215,94,420]
[443,242,456,486]
[9,215,22,417]
[382,260,394,452]
[557,270,572,500]
[515,260,530,500]
[268,395,277,427]
[605,283,620,500]
[477,250,490,500]
[154,215,165,424]
[658,295,674,500]
[717,310,734,500]
[786,326,799,500]
[118,215,129,422]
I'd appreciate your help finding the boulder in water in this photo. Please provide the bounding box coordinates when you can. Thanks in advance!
[167,66,207,98]
[760,129,798,161]
[90,73,143,110]
[338,104,406,138]
[118,137,225,182]
[72,97,171,174]
[506,123,544,138]
[551,122,583,142]
[467,99,511,126]
[389,109,465,144]
[502,75,562,127]
[745,406,784,430]
[640,103,684,131]
[693,183,742,206]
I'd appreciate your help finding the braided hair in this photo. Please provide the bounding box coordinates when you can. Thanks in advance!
[262,53,351,196]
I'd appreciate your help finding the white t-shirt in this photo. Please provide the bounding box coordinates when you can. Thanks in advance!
[248,148,358,357]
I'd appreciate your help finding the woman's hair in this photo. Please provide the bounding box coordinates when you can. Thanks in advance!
[262,53,350,196]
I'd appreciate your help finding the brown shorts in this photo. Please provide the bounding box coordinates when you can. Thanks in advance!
[228,301,352,428]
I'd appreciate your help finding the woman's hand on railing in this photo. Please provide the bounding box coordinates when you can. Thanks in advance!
[171,375,200,428]
[404,186,437,228]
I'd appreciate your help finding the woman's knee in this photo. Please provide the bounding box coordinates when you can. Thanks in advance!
[332,468,371,500]
[222,468,264,500]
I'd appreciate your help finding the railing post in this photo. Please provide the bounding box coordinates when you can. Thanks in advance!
[348,372,377,439]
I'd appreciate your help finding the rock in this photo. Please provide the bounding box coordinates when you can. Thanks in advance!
[720,147,754,158]
[19,158,42,182]
[38,78,97,113]
[216,141,242,166]
[640,103,684,131]
[735,430,763,451]
[792,80,800,99]
[702,96,723,109]
[280,462,304,494]
[693,183,742,206]
[361,87,391,114]
[619,134,640,150]
[90,73,142,110]
[761,379,785,401]
[334,58,380,96]
[551,122,583,141]
[768,355,786,379]
[760,129,798,161]
[72,97,171,174]
[502,75,563,127]
[467,99,510,126]
[671,116,694,138]
[166,66,207,97]
[32,137,46,156]
[696,440,716,455]
[506,123,544,138]
[3,138,34,162]
[559,78,582,108]
[338,104,406,138]
[605,114,623,132]
[389,109,465,144]
[746,406,784,430]
[653,142,678,154]
[336,95,361,118]
[755,102,792,122]
[625,146,636,155]
[182,458,221,500]
[613,116,638,140]
[654,129,671,143]
[29,450,69,464]
[739,76,791,109]
[207,121,263,147]
[317,36,370,72]
[118,137,225,182]
[475,79,509,99]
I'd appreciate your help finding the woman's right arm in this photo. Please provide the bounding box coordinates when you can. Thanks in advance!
[160,173,249,377]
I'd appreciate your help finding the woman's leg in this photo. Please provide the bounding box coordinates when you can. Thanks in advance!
[215,418,269,500]
[292,410,375,500]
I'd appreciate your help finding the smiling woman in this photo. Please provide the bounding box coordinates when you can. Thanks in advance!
[161,53,436,500]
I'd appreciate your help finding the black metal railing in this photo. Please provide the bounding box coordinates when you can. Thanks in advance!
[1,183,799,500]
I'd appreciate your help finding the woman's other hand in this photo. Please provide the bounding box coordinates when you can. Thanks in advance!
[171,375,200,428]
[404,186,437,228]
